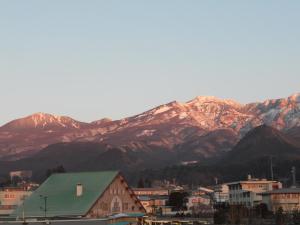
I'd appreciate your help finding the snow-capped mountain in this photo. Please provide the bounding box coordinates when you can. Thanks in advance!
[0,93,299,160]
[1,112,88,131]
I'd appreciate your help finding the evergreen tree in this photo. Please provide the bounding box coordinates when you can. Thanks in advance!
[46,165,66,178]
[137,178,145,188]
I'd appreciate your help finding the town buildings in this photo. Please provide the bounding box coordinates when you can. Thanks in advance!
[11,171,145,219]
[228,176,282,207]
[0,187,32,216]
[262,188,300,212]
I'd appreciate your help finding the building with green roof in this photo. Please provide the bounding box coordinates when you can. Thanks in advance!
[11,171,145,220]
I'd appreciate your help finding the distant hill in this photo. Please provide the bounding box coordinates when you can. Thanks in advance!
[140,125,300,186]
[1,125,300,186]
[0,142,178,181]
[223,125,300,163]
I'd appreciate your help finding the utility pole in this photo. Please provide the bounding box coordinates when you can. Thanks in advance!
[291,167,296,188]
[40,195,48,220]
[22,202,28,225]
[270,156,274,180]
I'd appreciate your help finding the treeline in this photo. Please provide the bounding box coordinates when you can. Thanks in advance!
[138,157,300,187]
[214,203,300,225]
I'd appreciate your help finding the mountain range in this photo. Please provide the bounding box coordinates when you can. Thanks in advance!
[1,93,300,161]
[0,93,300,183]
[141,125,300,186]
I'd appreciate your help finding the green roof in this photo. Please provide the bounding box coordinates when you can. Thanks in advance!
[12,171,119,218]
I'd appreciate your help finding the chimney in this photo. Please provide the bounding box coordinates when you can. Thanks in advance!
[247,174,252,180]
[76,183,83,197]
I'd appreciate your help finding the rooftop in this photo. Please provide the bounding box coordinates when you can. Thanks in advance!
[262,188,300,195]
[11,171,119,218]
[227,179,279,185]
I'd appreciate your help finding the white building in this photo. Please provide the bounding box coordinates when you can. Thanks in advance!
[228,176,282,207]
[213,184,229,203]
[0,187,32,216]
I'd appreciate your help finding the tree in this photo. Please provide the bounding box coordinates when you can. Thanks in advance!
[275,207,285,225]
[0,176,11,187]
[145,178,152,188]
[137,178,145,188]
[292,211,300,225]
[46,165,66,178]
[214,208,227,224]
[255,203,270,218]
[168,191,188,211]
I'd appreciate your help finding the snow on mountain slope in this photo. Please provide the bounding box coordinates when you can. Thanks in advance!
[0,93,300,160]
[0,112,88,131]
[244,93,300,130]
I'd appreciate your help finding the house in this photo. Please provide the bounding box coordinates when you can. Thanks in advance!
[228,176,282,207]
[132,188,169,214]
[11,171,145,219]
[0,187,32,216]
[137,196,168,214]
[186,195,211,209]
[262,188,300,212]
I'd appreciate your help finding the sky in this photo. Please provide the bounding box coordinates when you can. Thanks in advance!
[0,1,299,125]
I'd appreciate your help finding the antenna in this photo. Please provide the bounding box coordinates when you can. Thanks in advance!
[291,166,296,188]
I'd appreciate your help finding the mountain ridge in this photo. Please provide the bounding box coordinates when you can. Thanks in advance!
[0,93,299,160]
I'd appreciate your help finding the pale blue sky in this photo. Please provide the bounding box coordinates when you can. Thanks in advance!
[0,1,299,125]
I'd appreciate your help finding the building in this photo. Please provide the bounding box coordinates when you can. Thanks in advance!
[11,171,145,219]
[193,187,214,196]
[137,196,168,214]
[0,187,32,216]
[213,184,229,204]
[132,188,169,214]
[186,195,211,209]
[228,177,282,207]
[262,188,300,212]
[132,188,169,196]
[9,170,32,181]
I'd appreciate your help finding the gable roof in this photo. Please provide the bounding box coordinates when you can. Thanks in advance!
[11,171,119,218]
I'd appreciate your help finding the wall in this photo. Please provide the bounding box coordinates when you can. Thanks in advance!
[86,175,145,218]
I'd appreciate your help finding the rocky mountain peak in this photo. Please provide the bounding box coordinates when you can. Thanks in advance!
[0,112,85,131]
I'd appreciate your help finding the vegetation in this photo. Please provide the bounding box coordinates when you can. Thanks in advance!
[213,203,273,225]
[275,207,285,225]
[46,165,66,178]
[292,211,300,225]
[168,191,188,211]
[141,158,300,186]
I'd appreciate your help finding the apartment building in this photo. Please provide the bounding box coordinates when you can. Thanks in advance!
[228,176,282,207]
